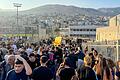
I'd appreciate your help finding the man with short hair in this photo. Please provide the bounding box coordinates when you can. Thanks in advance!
[5,55,32,80]
[32,56,53,80]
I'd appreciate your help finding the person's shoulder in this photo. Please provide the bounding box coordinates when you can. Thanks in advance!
[33,66,52,75]
[33,66,47,71]
[85,67,96,75]
[7,69,15,76]
[33,66,40,71]
[8,69,15,74]
[6,69,15,80]
[85,66,93,71]
[61,67,75,72]
[65,68,75,73]
[40,66,50,70]
[0,60,6,66]
[69,67,75,72]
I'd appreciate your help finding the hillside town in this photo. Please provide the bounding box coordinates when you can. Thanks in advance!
[0,12,109,40]
[1,2,120,80]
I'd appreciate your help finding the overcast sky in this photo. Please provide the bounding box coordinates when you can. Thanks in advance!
[1,0,120,10]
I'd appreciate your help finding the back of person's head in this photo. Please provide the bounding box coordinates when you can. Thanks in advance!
[97,54,103,59]
[75,47,79,51]
[107,58,115,68]
[103,58,111,80]
[103,58,107,68]
[89,53,93,56]
[29,53,35,57]
[8,49,14,54]
[89,53,94,59]
[84,55,92,66]
[56,47,59,50]
[40,56,48,64]
[63,57,72,67]
[91,48,94,51]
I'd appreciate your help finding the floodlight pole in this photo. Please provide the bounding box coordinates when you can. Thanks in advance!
[13,3,22,37]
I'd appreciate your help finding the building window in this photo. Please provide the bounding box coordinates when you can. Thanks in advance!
[87,29,89,31]
[80,29,82,31]
[90,29,93,31]
[76,29,79,31]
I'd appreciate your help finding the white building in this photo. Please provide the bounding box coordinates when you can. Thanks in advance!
[60,25,103,40]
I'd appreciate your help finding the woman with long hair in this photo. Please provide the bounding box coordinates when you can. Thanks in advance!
[93,54,103,80]
[103,58,113,80]
[107,58,115,80]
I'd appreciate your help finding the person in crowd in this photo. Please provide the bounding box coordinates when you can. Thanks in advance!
[5,55,32,80]
[115,60,120,80]
[26,45,33,56]
[89,53,95,68]
[56,57,76,80]
[54,47,63,64]
[11,42,17,53]
[93,50,98,59]
[75,47,85,60]
[0,55,15,80]
[33,49,40,67]
[93,54,103,80]
[18,47,29,61]
[32,56,53,80]
[28,53,37,70]
[78,55,98,80]
[4,49,14,62]
[107,58,115,80]
[0,43,8,61]
[67,48,78,69]
[0,38,118,80]
[84,46,88,55]
[0,50,3,62]
[6,43,12,50]
[102,58,113,80]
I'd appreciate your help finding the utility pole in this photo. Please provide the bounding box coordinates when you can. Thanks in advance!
[116,16,119,61]
[13,3,22,38]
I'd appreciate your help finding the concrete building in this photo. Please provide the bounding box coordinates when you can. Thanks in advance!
[96,14,120,41]
[60,25,102,40]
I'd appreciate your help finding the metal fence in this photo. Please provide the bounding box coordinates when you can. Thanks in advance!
[83,40,120,62]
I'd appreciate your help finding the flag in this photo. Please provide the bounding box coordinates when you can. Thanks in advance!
[53,36,62,46]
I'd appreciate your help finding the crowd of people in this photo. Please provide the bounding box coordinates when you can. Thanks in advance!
[0,38,120,80]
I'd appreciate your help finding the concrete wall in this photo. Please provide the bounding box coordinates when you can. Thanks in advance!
[96,14,120,41]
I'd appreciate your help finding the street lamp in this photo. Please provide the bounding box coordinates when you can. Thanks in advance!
[13,3,22,37]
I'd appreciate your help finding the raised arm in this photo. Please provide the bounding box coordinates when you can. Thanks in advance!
[16,55,32,75]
